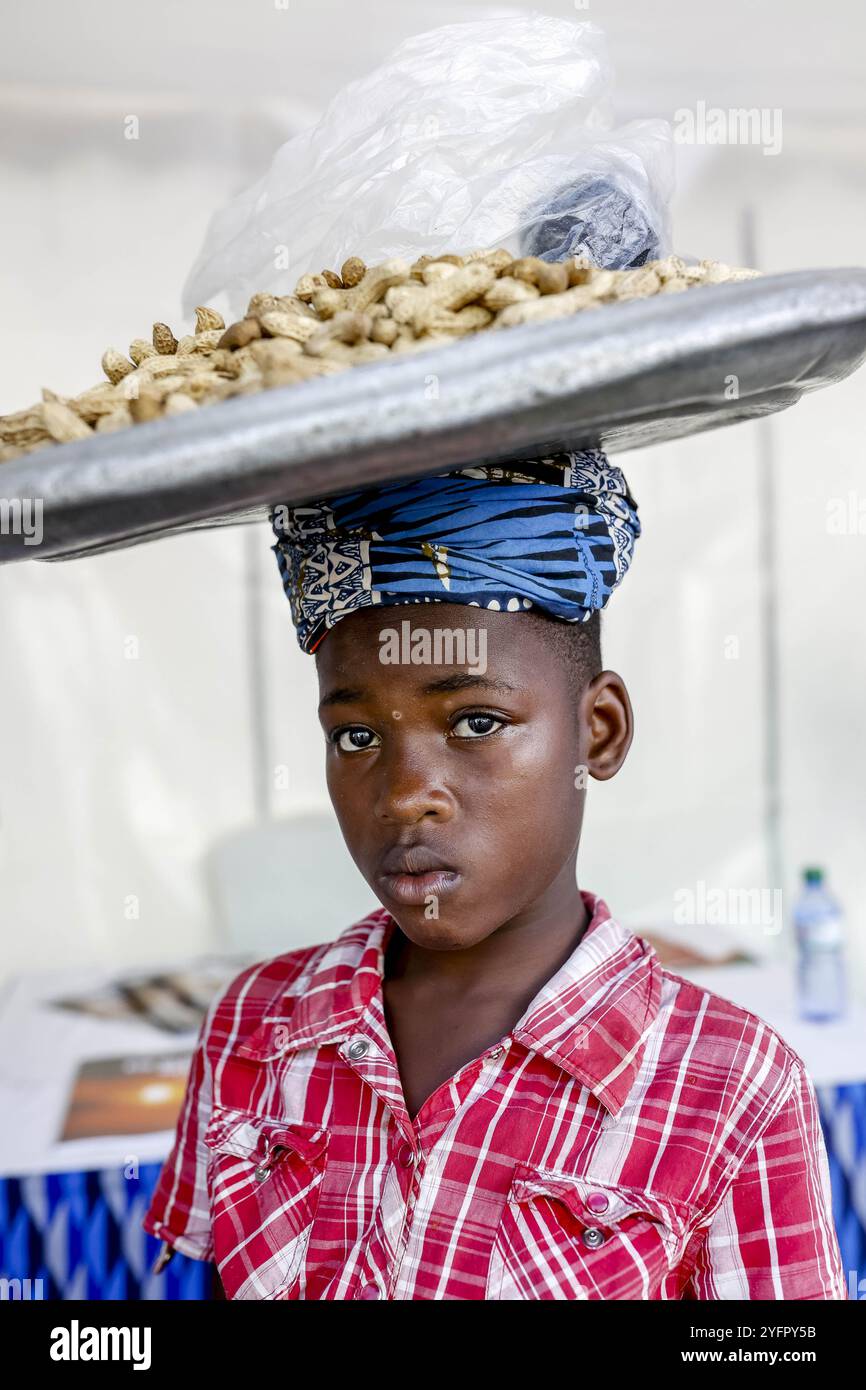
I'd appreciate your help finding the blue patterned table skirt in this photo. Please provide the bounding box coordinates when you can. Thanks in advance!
[818,1082,866,1299]
[0,1161,209,1300]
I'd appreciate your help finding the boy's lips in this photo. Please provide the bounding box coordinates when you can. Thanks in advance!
[376,845,462,906]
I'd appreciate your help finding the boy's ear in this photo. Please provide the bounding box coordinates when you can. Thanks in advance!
[581,671,634,781]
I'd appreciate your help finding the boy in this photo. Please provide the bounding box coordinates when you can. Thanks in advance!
[143,451,846,1299]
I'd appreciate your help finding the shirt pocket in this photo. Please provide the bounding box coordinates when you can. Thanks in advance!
[204,1104,329,1301]
[486,1165,691,1301]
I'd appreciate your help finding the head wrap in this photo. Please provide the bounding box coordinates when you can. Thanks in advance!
[270,448,640,654]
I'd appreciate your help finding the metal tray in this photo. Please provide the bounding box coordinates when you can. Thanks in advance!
[2,267,865,564]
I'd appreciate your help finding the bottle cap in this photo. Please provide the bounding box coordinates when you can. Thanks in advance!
[803,866,824,885]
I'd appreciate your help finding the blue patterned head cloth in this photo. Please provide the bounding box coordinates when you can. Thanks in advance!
[270,449,640,654]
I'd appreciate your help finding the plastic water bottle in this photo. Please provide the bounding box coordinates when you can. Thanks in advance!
[793,868,846,1022]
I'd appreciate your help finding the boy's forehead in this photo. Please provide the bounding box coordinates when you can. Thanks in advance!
[315,604,553,690]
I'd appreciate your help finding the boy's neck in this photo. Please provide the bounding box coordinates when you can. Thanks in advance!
[383,862,589,1009]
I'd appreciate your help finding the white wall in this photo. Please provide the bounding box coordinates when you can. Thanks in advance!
[1,1,864,986]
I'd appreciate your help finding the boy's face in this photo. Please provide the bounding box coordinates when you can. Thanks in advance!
[316,604,631,950]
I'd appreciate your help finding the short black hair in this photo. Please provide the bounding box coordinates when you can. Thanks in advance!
[524,607,602,697]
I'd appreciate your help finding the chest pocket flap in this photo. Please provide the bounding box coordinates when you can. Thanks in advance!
[488,1164,692,1301]
[204,1106,328,1164]
[204,1105,329,1300]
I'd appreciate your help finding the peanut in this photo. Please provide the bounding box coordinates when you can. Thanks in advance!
[390,330,453,356]
[192,329,225,353]
[217,317,262,351]
[613,267,662,300]
[71,386,121,422]
[418,305,493,335]
[129,388,163,423]
[510,258,570,295]
[102,348,135,384]
[258,309,319,344]
[276,295,316,318]
[463,248,514,273]
[370,316,399,347]
[195,306,225,334]
[302,340,390,365]
[410,255,435,281]
[1,247,760,464]
[96,405,133,432]
[653,256,688,283]
[493,283,605,329]
[247,292,283,317]
[42,400,93,443]
[699,260,761,284]
[247,337,304,370]
[482,278,541,311]
[385,262,495,336]
[340,256,366,288]
[152,322,178,355]
[310,287,343,320]
[259,354,345,389]
[420,262,461,285]
[567,256,595,286]
[163,392,198,416]
[129,338,158,365]
[303,310,374,357]
[295,272,330,302]
[313,258,411,315]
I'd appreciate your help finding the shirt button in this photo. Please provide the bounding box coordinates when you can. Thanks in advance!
[586,1192,610,1214]
[346,1037,370,1061]
[397,1143,416,1167]
[358,1283,381,1299]
[581,1227,606,1250]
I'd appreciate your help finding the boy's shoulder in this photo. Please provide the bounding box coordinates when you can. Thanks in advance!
[659,960,806,1064]
[646,952,814,1125]
[594,903,806,1101]
[200,908,388,1054]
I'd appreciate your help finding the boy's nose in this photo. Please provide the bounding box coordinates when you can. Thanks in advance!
[373,750,453,824]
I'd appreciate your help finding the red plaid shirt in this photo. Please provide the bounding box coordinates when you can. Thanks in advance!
[143,892,846,1300]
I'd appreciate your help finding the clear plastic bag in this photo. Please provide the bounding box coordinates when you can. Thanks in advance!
[182,13,674,321]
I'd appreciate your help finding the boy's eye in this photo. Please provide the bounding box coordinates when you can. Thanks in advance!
[452,713,503,739]
[334,726,381,753]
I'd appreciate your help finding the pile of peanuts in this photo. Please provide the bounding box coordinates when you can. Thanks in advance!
[0,250,759,463]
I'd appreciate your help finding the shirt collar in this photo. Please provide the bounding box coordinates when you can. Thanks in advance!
[235,891,661,1119]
